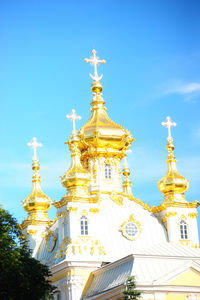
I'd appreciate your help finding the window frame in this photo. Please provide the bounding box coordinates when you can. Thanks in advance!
[180,220,188,240]
[125,222,138,238]
[105,164,112,179]
[80,215,88,236]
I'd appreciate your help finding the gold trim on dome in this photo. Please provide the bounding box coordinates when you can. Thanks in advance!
[120,214,142,241]
[45,230,57,252]
[93,190,152,212]
[131,197,151,212]
[21,218,52,230]
[53,194,100,208]
[151,200,199,213]
[110,193,123,205]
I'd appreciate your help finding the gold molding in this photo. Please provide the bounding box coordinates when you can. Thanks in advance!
[165,212,177,218]
[45,230,57,252]
[120,214,142,241]
[179,239,190,246]
[27,229,37,235]
[188,213,198,218]
[89,208,100,213]
[67,207,78,213]
[180,214,187,221]
[151,200,199,213]
[110,193,123,205]
[21,218,52,230]
[54,195,100,208]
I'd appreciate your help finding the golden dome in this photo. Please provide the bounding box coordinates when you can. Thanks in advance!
[79,81,134,155]
[22,160,52,221]
[61,133,90,193]
[158,139,189,197]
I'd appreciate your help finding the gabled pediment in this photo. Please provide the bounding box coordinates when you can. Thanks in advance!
[153,261,200,286]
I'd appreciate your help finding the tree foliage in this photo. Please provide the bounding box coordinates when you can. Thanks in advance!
[0,207,56,300]
[122,276,141,300]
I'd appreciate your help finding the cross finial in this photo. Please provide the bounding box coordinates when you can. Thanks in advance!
[161,116,177,141]
[27,137,42,161]
[66,109,81,132]
[84,49,106,81]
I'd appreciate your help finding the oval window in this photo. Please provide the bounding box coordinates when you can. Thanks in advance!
[125,222,138,238]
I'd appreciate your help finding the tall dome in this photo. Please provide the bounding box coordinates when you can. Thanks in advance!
[22,137,51,226]
[78,50,134,164]
[157,117,189,203]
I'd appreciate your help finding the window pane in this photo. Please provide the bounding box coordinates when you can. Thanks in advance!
[180,220,188,240]
[80,216,88,235]
[105,164,112,179]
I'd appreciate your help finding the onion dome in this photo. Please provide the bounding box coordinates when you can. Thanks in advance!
[61,132,90,195]
[60,110,90,200]
[158,117,189,202]
[79,50,134,156]
[22,137,51,222]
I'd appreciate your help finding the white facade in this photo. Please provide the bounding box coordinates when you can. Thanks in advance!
[22,51,200,300]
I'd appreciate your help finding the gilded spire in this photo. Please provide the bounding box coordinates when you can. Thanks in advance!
[79,50,134,158]
[22,137,51,223]
[122,151,134,199]
[61,111,90,199]
[158,117,189,202]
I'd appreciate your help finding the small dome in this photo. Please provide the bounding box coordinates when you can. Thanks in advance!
[61,133,90,191]
[22,160,51,219]
[158,142,189,195]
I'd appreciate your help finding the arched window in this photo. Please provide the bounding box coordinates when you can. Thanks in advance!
[80,216,88,235]
[105,164,112,179]
[180,220,188,239]
[56,292,61,300]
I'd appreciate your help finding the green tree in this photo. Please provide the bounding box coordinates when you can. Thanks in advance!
[122,276,141,300]
[0,207,56,300]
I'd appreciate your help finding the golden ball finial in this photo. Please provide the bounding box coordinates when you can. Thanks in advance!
[91,81,103,93]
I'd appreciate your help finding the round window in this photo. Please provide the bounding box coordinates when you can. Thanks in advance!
[125,222,138,237]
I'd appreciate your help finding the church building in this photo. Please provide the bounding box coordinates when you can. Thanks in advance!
[21,50,200,300]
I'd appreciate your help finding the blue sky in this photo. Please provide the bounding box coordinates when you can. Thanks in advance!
[0,0,200,229]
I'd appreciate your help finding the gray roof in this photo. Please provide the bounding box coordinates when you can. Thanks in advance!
[83,243,200,299]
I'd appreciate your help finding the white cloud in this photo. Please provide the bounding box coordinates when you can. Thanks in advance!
[172,82,200,94]
[164,80,200,96]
